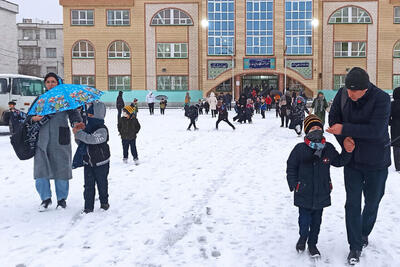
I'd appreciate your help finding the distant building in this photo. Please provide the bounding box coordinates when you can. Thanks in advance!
[17,19,64,78]
[0,0,18,74]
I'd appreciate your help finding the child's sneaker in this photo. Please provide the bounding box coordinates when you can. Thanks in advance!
[308,245,321,258]
[296,237,306,253]
[57,199,67,209]
[123,158,128,164]
[39,198,52,212]
[100,203,110,210]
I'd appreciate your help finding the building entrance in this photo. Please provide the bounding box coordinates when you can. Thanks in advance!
[241,75,278,97]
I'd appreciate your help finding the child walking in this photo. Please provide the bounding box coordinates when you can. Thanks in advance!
[73,101,110,213]
[216,100,235,130]
[286,115,354,258]
[118,105,141,164]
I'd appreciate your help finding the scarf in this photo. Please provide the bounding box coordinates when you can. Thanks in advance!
[304,137,326,158]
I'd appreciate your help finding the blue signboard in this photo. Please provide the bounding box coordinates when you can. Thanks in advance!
[243,58,276,70]
[210,63,229,68]
[291,62,310,68]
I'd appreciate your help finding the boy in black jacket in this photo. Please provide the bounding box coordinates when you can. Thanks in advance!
[73,101,110,213]
[286,115,354,258]
[118,105,141,164]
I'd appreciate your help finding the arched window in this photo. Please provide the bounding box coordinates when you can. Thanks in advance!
[394,41,400,58]
[72,41,94,58]
[108,41,130,58]
[151,8,193,25]
[329,6,372,24]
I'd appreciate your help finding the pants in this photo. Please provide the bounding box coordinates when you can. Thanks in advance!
[148,103,154,115]
[298,207,323,245]
[276,106,279,118]
[344,166,388,251]
[216,117,235,129]
[280,114,289,127]
[160,108,165,115]
[261,110,265,119]
[35,178,69,201]
[84,163,109,211]
[393,146,400,171]
[117,108,122,119]
[188,118,197,129]
[227,103,231,111]
[122,139,138,159]
[205,109,209,114]
[211,110,217,118]
[267,104,272,111]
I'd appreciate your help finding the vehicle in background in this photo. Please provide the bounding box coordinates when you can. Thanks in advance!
[0,74,45,125]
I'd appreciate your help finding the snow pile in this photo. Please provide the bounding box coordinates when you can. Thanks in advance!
[0,109,399,267]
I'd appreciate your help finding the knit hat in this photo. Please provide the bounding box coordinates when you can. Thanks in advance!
[345,67,370,91]
[304,114,323,134]
[123,105,134,115]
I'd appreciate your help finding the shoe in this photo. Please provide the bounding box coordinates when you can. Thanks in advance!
[82,208,93,214]
[194,128,199,131]
[101,203,110,210]
[308,245,321,258]
[123,158,128,164]
[134,158,139,165]
[39,198,52,212]
[347,250,361,265]
[216,127,218,130]
[362,236,368,248]
[57,199,66,209]
[280,125,284,127]
[232,127,235,130]
[187,128,191,131]
[296,237,306,253]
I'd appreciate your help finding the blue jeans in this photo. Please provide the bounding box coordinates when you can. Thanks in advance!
[35,178,69,201]
[344,166,388,251]
[122,139,138,159]
[298,207,323,245]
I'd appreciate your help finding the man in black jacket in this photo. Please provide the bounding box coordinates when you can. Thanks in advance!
[327,67,391,265]
[116,91,125,119]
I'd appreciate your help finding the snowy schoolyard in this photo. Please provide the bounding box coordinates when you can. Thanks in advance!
[0,108,399,267]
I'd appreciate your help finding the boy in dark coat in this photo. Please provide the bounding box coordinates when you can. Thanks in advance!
[6,101,26,134]
[216,100,235,130]
[73,101,110,213]
[203,101,210,115]
[287,115,354,258]
[118,105,141,164]
[390,87,400,171]
[185,105,199,130]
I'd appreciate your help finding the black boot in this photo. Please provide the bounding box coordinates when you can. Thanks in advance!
[101,203,110,211]
[39,198,52,212]
[347,250,361,265]
[57,199,66,209]
[308,244,321,258]
[296,237,307,252]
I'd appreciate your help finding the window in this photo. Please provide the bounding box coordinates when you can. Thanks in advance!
[108,41,130,58]
[46,48,57,58]
[157,43,188,58]
[71,10,94,25]
[394,75,400,89]
[21,47,40,59]
[334,75,346,90]
[11,78,45,96]
[151,8,193,25]
[246,0,274,55]
[22,29,40,40]
[207,0,235,55]
[0,79,8,94]
[329,6,371,24]
[157,76,188,90]
[72,41,95,58]
[395,7,400,23]
[107,10,130,25]
[46,66,57,73]
[46,29,56,39]
[334,41,366,57]
[109,76,130,90]
[73,76,95,87]
[395,41,400,58]
[285,0,313,55]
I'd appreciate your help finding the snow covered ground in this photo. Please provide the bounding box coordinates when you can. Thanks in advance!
[0,108,399,267]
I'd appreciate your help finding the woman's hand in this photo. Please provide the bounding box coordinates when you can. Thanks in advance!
[31,115,44,122]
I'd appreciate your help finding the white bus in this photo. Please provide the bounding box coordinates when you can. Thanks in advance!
[0,74,45,125]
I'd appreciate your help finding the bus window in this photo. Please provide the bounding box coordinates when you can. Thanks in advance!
[12,78,45,96]
[0,79,8,94]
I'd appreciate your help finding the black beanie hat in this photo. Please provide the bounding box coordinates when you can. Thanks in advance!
[304,114,323,134]
[345,67,370,91]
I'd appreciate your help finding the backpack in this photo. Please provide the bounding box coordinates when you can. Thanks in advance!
[10,117,36,160]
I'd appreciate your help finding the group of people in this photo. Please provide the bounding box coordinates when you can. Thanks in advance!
[6,65,400,266]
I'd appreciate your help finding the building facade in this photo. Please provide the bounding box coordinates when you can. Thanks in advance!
[0,0,18,74]
[17,19,64,78]
[60,0,400,101]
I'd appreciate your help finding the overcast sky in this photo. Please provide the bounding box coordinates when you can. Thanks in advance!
[11,0,63,23]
